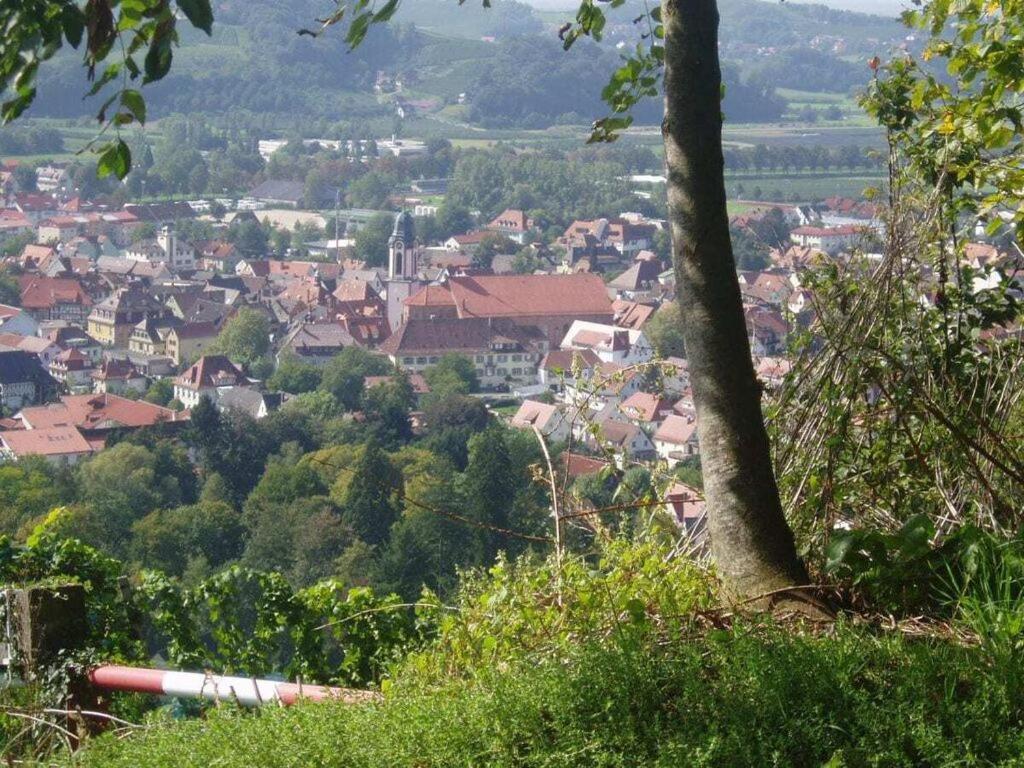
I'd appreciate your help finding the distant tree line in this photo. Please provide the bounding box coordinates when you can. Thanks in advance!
[724,144,882,174]
[0,127,64,156]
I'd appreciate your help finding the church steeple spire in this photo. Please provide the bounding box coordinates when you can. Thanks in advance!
[388,210,417,279]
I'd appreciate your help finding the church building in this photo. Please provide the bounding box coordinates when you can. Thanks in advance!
[383,211,426,332]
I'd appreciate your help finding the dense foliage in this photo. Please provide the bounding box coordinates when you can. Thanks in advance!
[73,539,1024,767]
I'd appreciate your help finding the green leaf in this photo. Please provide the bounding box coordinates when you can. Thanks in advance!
[177,0,214,35]
[372,0,401,23]
[62,5,86,48]
[86,63,121,96]
[143,34,173,84]
[121,89,146,123]
[97,139,132,180]
[345,12,373,48]
[1,90,37,124]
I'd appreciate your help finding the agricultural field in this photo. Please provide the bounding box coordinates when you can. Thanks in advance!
[725,174,882,202]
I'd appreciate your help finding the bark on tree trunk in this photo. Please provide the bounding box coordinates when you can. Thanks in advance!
[661,0,808,600]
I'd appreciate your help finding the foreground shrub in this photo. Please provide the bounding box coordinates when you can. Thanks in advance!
[75,622,1024,767]
[75,538,1024,767]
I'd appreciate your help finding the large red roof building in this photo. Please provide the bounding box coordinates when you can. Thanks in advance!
[403,274,614,344]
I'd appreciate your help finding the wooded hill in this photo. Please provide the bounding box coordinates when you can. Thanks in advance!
[24,0,904,129]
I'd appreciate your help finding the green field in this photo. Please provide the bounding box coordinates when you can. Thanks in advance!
[726,173,882,201]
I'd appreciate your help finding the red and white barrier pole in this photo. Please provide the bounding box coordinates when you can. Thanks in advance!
[88,665,380,707]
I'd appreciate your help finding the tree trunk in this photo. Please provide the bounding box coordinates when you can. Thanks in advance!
[661,0,808,600]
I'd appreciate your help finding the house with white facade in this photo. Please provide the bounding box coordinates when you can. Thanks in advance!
[560,320,653,366]
[653,414,700,467]
[593,420,656,465]
[790,224,867,255]
[174,355,249,409]
[510,400,571,444]
[125,226,196,270]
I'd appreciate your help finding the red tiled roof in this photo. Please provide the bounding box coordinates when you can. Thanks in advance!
[654,414,698,445]
[450,231,488,245]
[744,306,788,336]
[423,251,473,270]
[664,481,705,521]
[91,358,142,381]
[511,400,560,429]
[1,425,93,457]
[405,284,456,308]
[442,274,613,319]
[19,277,91,310]
[488,209,531,233]
[559,451,610,479]
[540,348,601,373]
[176,355,245,390]
[21,244,56,263]
[333,280,381,303]
[380,317,545,356]
[612,300,656,330]
[0,333,55,355]
[619,391,671,422]
[52,348,89,366]
[18,394,183,431]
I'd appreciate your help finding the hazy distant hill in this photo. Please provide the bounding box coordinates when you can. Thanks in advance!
[26,0,903,129]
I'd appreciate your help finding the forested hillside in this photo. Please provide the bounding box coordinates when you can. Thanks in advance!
[24,0,903,129]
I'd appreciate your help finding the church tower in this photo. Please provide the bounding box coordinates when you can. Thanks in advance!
[388,210,417,280]
[385,210,422,332]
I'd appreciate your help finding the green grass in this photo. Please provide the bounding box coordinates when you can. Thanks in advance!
[74,624,1024,767]
[70,540,1024,767]
[727,201,764,215]
[727,173,883,201]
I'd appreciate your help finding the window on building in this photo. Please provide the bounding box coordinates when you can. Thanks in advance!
[416,357,427,365]
[497,355,508,362]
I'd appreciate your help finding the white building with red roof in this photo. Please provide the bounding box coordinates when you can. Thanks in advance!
[48,348,94,392]
[790,224,867,254]
[663,481,707,541]
[0,425,94,466]
[618,391,674,427]
[17,393,185,435]
[18,276,92,323]
[653,414,700,467]
[486,209,535,244]
[403,273,614,344]
[174,355,249,409]
[560,320,653,365]
[380,316,548,390]
[510,400,571,444]
[0,333,61,366]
